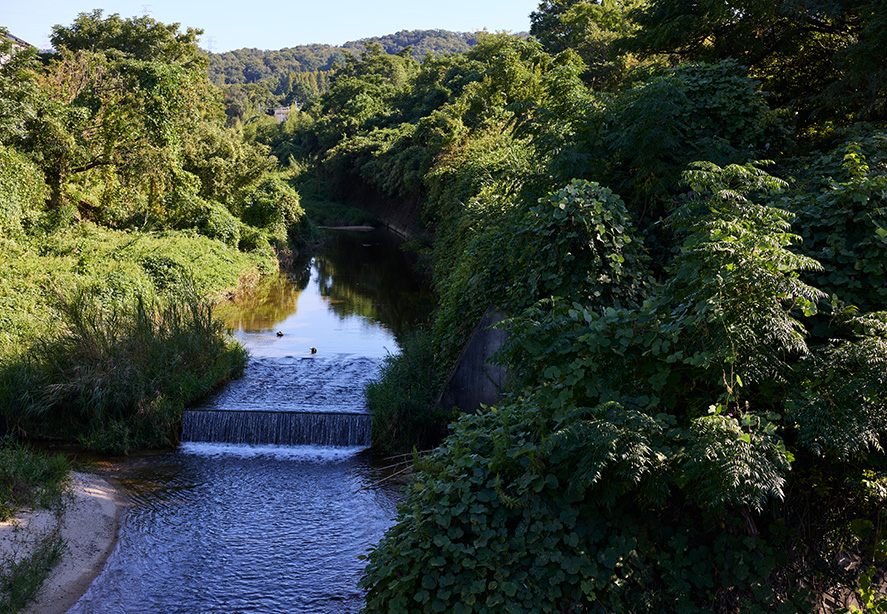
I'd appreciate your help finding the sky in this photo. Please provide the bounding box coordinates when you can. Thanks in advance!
[2,1,540,53]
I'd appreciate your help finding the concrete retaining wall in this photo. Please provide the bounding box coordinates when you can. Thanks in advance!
[435,308,509,414]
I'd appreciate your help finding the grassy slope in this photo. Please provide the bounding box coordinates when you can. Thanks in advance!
[0,223,274,365]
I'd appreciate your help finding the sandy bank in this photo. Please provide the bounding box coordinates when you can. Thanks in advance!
[0,471,124,614]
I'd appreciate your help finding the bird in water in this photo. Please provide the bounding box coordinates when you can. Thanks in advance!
[276,331,284,337]
[309,347,317,354]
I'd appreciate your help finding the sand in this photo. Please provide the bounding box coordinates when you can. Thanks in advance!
[0,471,124,614]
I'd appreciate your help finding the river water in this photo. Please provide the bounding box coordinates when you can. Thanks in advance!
[68,229,429,614]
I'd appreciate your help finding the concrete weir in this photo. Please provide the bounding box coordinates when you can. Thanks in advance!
[435,308,509,414]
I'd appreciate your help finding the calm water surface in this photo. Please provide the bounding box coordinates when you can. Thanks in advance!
[69,229,428,614]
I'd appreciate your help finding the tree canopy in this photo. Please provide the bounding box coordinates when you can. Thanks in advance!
[617,0,887,121]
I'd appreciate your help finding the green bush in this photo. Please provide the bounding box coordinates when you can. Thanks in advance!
[167,188,242,247]
[360,402,811,614]
[366,330,443,454]
[361,162,887,612]
[786,133,887,312]
[239,176,305,242]
[0,145,46,236]
[0,286,247,454]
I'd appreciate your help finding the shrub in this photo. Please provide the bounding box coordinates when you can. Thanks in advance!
[1,285,247,454]
[786,134,887,312]
[362,162,887,612]
[366,330,443,454]
[360,402,811,614]
[239,176,305,242]
[0,145,46,236]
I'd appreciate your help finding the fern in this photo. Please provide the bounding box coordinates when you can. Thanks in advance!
[788,312,887,458]
[680,413,792,512]
[547,402,672,508]
[666,161,826,387]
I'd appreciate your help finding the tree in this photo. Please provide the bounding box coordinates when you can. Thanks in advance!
[50,9,205,69]
[20,12,216,213]
[617,0,885,122]
[530,0,645,88]
[315,43,418,146]
[0,28,40,146]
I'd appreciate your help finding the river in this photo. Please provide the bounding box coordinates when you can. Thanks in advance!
[67,229,429,614]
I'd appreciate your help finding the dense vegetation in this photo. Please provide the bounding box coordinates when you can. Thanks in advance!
[245,2,887,611]
[3,1,887,611]
[0,11,312,454]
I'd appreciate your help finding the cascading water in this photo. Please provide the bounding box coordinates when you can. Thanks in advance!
[181,409,372,447]
[67,229,431,614]
[181,355,381,446]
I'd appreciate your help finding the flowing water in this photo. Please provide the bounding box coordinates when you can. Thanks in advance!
[68,229,430,614]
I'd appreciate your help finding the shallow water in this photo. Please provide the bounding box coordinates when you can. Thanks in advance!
[69,446,401,613]
[68,229,427,614]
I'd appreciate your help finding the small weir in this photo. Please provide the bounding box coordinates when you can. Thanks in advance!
[182,410,372,446]
[181,354,381,447]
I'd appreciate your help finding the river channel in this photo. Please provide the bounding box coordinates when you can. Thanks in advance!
[68,229,430,614]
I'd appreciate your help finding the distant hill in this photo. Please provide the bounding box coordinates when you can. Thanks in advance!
[207,29,484,87]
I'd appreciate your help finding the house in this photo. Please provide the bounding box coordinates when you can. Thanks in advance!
[1,31,32,65]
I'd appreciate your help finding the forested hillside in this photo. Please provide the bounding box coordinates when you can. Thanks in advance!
[247,1,887,611]
[207,29,487,116]
[208,29,483,86]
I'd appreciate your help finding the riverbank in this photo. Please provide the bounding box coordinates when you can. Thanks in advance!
[0,472,124,614]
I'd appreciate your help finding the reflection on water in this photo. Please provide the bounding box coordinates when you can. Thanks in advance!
[215,229,430,359]
[68,228,429,613]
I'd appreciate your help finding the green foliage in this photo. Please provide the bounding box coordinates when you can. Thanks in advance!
[0,440,69,521]
[786,312,887,459]
[238,175,306,243]
[786,134,887,312]
[0,28,40,145]
[530,0,645,88]
[1,286,247,454]
[50,9,206,69]
[0,145,46,236]
[362,158,887,611]
[665,161,824,387]
[618,0,886,123]
[0,219,271,455]
[584,61,782,211]
[180,122,275,207]
[207,29,480,88]
[21,43,212,211]
[366,330,443,454]
[518,179,648,306]
[315,43,419,148]
[360,401,811,613]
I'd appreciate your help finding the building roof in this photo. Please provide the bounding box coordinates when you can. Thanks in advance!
[3,32,32,49]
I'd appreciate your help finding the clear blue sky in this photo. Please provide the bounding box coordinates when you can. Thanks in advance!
[2,1,540,52]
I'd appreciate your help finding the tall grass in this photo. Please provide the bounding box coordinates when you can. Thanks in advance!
[0,440,69,521]
[365,330,445,454]
[0,285,247,454]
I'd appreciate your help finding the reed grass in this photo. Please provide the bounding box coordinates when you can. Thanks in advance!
[1,285,247,454]
[365,330,444,454]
